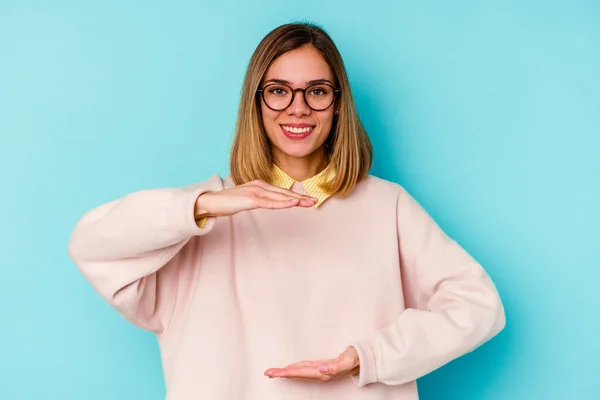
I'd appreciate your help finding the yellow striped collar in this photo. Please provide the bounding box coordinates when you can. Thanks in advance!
[270,164,335,207]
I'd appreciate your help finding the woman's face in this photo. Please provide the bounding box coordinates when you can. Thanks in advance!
[260,46,336,163]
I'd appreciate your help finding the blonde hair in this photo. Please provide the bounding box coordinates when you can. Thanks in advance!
[230,22,373,197]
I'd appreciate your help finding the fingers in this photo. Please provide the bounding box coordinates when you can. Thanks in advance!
[264,349,360,382]
[264,361,316,377]
[248,180,318,203]
[285,361,321,368]
[296,198,318,207]
[255,187,307,203]
[257,198,302,210]
[250,187,316,209]
[264,356,353,382]
[267,365,323,380]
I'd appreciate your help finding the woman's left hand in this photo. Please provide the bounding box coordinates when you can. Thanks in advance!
[264,347,360,382]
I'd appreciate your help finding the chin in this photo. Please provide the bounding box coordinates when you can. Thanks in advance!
[275,144,320,159]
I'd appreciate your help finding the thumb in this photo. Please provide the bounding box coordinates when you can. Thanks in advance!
[318,354,349,375]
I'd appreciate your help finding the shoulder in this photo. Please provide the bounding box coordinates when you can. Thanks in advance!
[182,174,228,192]
[353,174,408,201]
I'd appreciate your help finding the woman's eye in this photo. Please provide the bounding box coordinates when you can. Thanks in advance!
[309,87,328,96]
[269,87,288,96]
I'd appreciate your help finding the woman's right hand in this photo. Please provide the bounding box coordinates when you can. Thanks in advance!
[194,180,318,219]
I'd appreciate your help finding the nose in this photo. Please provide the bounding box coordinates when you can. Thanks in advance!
[286,90,311,117]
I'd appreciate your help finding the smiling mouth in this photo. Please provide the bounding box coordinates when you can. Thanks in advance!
[279,124,315,140]
[281,125,314,134]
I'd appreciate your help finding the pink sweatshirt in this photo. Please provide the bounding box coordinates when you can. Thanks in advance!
[68,174,505,400]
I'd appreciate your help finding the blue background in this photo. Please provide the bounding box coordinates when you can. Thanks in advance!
[1,1,599,399]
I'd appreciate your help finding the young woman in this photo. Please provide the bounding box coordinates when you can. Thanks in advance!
[68,23,505,400]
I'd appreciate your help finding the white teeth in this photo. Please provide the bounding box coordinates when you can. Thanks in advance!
[282,125,312,134]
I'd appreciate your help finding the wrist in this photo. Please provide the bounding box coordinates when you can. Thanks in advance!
[194,192,212,220]
[347,346,360,375]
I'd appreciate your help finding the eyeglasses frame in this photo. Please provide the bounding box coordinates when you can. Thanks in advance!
[257,82,341,112]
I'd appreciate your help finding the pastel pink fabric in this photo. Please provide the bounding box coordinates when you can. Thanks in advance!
[68,174,505,400]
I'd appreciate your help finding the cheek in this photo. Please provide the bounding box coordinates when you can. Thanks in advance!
[260,105,280,134]
[261,105,278,140]
[317,112,334,133]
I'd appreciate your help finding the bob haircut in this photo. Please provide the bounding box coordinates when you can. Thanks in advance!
[230,22,373,197]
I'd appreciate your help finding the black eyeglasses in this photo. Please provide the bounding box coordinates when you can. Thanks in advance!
[257,83,340,112]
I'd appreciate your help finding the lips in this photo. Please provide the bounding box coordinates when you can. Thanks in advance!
[280,124,315,140]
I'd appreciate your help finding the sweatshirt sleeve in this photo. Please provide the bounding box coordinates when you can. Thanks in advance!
[348,188,506,387]
[67,174,225,334]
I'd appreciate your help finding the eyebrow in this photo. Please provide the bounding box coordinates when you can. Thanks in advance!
[263,78,334,86]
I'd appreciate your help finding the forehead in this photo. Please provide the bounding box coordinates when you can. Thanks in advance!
[264,46,334,85]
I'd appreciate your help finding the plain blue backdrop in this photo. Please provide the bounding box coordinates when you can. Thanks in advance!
[1,1,599,399]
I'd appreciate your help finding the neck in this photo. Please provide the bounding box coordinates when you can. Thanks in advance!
[273,147,328,181]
